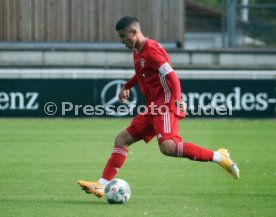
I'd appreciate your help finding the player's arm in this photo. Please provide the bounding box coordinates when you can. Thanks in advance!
[158,62,187,111]
[119,74,138,102]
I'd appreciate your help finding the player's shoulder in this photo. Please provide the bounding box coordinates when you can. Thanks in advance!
[146,38,164,50]
[144,39,167,59]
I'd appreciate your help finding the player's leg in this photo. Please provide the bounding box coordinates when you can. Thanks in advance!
[159,140,214,161]
[154,112,239,179]
[100,130,136,184]
[160,139,239,179]
[78,130,135,198]
[78,114,155,197]
[100,115,155,183]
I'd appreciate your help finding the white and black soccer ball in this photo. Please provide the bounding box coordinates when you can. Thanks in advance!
[104,179,131,204]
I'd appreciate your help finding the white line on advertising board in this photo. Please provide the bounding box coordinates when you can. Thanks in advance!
[0,69,275,79]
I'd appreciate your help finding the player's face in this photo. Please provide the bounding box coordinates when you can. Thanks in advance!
[117,28,137,49]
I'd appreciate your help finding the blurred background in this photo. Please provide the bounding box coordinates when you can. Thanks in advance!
[0,0,275,118]
[1,0,276,48]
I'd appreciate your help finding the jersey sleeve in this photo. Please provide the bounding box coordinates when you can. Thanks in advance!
[150,47,181,101]
[149,49,169,71]
[165,71,182,101]
[158,62,173,77]
[124,74,137,89]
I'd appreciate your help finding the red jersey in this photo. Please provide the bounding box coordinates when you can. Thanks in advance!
[125,38,184,118]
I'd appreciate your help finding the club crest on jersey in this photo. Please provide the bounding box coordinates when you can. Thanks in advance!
[140,58,145,68]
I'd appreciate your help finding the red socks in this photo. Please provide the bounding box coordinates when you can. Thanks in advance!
[176,142,214,161]
[102,143,212,181]
[102,146,128,181]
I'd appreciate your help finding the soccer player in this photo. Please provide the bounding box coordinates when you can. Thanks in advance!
[78,16,239,198]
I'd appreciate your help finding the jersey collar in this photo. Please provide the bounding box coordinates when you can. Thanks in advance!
[135,37,148,54]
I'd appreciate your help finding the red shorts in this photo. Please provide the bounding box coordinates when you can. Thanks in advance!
[126,112,183,144]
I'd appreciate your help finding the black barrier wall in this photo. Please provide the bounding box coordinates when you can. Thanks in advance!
[0,79,275,118]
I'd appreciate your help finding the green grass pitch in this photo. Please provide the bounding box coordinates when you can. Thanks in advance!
[0,118,275,217]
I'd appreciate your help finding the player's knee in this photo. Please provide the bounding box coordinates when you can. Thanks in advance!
[115,134,125,147]
[159,140,176,157]
[159,144,169,156]
[114,131,130,148]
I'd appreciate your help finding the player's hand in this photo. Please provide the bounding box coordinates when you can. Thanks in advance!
[174,100,187,112]
[118,88,130,102]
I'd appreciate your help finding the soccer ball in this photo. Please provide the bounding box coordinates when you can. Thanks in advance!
[104,179,131,204]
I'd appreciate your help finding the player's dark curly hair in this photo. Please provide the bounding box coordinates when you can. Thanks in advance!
[115,16,139,30]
